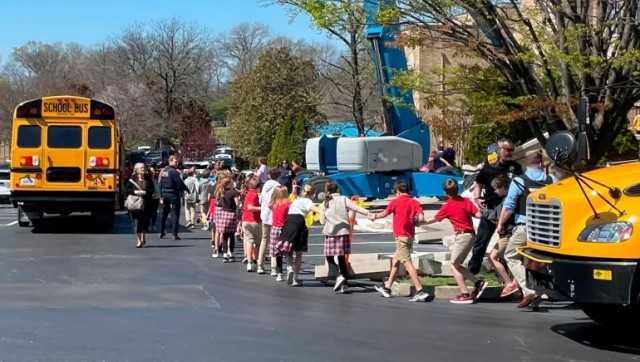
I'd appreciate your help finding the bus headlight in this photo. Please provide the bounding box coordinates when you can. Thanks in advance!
[578,222,633,243]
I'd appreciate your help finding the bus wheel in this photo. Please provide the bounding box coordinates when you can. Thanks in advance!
[17,206,30,227]
[92,210,115,231]
[581,304,640,328]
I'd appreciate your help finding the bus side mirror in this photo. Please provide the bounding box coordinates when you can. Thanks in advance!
[545,131,577,167]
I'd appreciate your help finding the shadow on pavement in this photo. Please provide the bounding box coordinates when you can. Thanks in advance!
[143,244,194,248]
[551,322,640,355]
[29,213,196,236]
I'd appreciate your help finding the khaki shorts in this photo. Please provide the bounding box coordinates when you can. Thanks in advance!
[394,236,414,262]
[493,237,509,258]
[450,233,474,266]
[242,222,262,246]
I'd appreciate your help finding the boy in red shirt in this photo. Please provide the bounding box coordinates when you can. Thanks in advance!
[369,182,430,302]
[423,179,486,304]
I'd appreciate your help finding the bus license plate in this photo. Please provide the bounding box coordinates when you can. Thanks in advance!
[20,177,34,186]
[593,269,612,281]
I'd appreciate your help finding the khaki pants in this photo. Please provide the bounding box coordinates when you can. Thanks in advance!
[243,222,262,262]
[449,232,477,282]
[199,204,207,224]
[394,236,414,263]
[184,202,197,225]
[505,225,535,296]
[257,224,276,270]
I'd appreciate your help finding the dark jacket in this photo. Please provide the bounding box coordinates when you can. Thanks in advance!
[126,174,155,215]
[159,165,188,197]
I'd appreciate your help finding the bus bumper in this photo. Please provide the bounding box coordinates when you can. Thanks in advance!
[521,248,640,305]
[11,191,116,213]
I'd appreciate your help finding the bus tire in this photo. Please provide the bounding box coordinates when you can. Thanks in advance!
[92,210,115,231]
[18,206,32,227]
[581,304,640,328]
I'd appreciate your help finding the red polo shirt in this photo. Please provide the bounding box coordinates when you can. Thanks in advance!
[385,194,423,237]
[241,189,261,223]
[434,196,477,233]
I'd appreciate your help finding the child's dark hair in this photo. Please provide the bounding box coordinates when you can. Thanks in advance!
[394,181,409,194]
[443,179,458,196]
[323,182,339,208]
[491,175,509,190]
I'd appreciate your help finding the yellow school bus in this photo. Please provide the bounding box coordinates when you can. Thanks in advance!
[10,96,123,228]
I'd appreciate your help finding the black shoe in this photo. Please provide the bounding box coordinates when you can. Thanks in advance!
[173,235,181,241]
[160,232,166,239]
[473,280,488,301]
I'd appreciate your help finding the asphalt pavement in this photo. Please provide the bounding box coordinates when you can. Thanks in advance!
[0,204,638,361]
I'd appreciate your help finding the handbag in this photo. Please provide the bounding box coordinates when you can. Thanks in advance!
[125,179,145,212]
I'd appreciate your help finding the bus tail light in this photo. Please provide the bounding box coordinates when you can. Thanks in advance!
[89,156,110,168]
[19,155,39,167]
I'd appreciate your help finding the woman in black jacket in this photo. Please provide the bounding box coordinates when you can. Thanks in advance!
[127,162,155,248]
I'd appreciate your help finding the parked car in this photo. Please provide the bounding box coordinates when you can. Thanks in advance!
[0,164,10,203]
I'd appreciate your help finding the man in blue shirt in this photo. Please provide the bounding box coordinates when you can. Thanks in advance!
[496,152,553,308]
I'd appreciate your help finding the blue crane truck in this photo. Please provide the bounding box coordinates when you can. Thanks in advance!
[304,0,463,200]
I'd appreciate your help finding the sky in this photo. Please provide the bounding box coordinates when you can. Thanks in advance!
[0,0,335,60]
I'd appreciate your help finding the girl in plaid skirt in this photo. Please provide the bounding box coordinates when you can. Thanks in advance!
[320,182,370,293]
[269,186,290,281]
[215,177,240,263]
[279,184,321,286]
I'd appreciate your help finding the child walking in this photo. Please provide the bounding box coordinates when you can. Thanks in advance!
[279,184,319,286]
[422,179,486,304]
[241,176,262,272]
[269,186,291,281]
[215,177,240,263]
[369,182,430,302]
[488,176,519,298]
[320,182,370,293]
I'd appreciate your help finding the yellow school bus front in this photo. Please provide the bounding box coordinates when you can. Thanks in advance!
[522,162,640,323]
[10,96,121,225]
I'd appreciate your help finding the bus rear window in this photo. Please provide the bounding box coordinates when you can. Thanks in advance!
[89,126,111,149]
[17,125,41,148]
[48,126,82,148]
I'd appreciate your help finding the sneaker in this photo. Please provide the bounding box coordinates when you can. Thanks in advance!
[276,273,284,282]
[409,289,430,302]
[257,267,265,275]
[338,285,346,294]
[271,270,278,277]
[374,284,392,298]
[228,255,234,263]
[212,251,219,258]
[286,268,295,285]
[450,293,474,304]
[201,225,209,231]
[247,263,253,272]
[223,257,229,263]
[291,279,302,287]
[173,234,181,241]
[473,280,488,301]
[500,280,520,298]
[333,275,346,292]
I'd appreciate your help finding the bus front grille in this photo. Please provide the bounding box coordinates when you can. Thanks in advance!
[46,167,81,183]
[526,199,561,247]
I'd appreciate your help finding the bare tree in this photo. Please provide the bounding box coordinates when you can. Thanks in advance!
[220,23,271,77]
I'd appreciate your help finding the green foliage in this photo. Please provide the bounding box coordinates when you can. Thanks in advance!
[268,117,306,166]
[600,129,640,163]
[209,97,230,128]
[227,47,323,164]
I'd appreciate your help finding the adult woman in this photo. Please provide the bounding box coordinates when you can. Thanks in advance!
[127,162,154,248]
[320,182,370,293]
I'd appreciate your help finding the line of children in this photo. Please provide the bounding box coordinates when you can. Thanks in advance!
[205,171,534,305]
